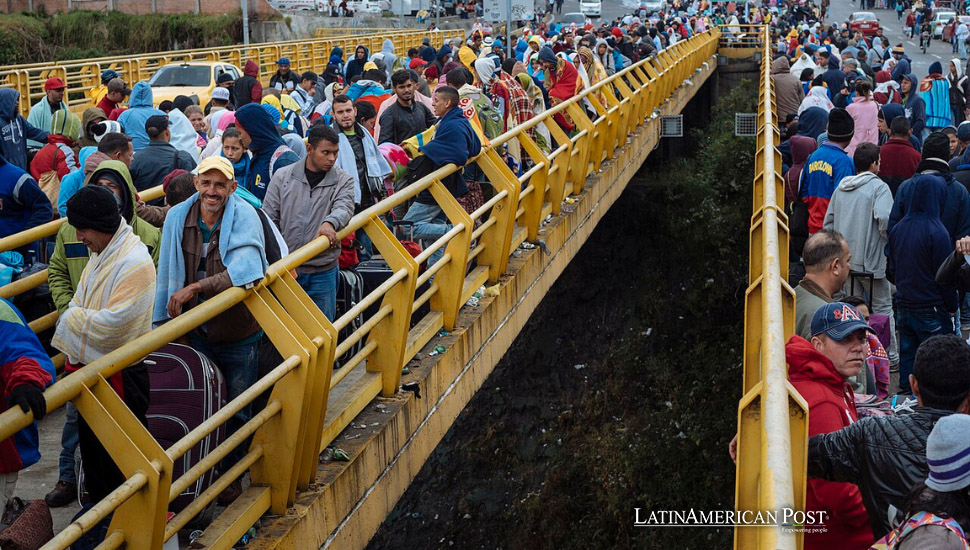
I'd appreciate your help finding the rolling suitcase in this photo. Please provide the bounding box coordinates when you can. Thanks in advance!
[335,269,365,367]
[143,344,227,518]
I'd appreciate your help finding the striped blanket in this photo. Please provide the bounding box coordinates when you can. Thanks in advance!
[52,222,156,365]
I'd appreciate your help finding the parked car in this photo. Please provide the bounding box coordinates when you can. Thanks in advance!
[559,11,586,25]
[643,0,666,13]
[849,11,880,36]
[580,0,601,17]
[933,10,957,37]
[942,15,970,42]
[148,62,241,108]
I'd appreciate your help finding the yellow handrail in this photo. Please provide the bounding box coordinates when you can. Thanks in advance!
[733,25,808,550]
[0,29,463,117]
[0,30,720,549]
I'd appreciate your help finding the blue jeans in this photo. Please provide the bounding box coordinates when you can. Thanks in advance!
[297,267,339,321]
[898,306,954,394]
[58,402,78,484]
[403,202,452,264]
[190,335,260,469]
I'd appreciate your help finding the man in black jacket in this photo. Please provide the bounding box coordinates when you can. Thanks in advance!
[807,335,970,539]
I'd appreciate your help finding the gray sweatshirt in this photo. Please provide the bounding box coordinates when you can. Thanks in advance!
[262,160,356,273]
[823,171,894,279]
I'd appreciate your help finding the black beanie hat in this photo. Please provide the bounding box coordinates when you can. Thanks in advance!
[66,186,122,235]
[827,108,854,141]
[922,131,952,162]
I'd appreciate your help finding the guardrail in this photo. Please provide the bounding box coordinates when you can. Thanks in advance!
[0,30,719,548]
[717,24,764,54]
[0,29,462,117]
[314,27,398,37]
[733,25,808,550]
[0,28,458,371]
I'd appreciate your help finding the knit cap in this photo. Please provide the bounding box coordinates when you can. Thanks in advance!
[926,414,970,492]
[922,131,953,166]
[826,108,854,141]
[66,186,121,235]
[51,109,81,141]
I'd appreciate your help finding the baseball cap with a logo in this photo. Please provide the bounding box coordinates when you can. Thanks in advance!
[811,302,876,341]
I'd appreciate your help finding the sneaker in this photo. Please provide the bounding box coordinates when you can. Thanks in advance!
[217,479,242,506]
[44,481,77,508]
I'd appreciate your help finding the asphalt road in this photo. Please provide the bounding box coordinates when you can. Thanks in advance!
[828,0,966,76]
[546,0,639,24]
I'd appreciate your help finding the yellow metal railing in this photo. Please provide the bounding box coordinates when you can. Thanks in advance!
[0,29,457,372]
[314,27,400,37]
[0,29,462,117]
[0,30,719,548]
[717,24,765,53]
[733,26,808,550]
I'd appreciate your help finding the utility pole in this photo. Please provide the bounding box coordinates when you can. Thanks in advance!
[506,0,512,58]
[242,0,250,44]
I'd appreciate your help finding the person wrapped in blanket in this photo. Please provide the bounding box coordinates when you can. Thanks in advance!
[51,185,156,504]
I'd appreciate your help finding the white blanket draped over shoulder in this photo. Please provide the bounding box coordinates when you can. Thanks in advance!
[52,223,156,365]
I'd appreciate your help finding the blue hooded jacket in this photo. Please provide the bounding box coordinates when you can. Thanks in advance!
[880,103,922,150]
[234,103,298,201]
[0,154,52,239]
[345,45,370,81]
[901,73,927,140]
[414,105,482,205]
[0,89,48,171]
[57,146,96,217]
[515,39,529,62]
[819,56,846,99]
[117,82,166,153]
[889,168,970,242]
[891,54,912,83]
[888,175,958,311]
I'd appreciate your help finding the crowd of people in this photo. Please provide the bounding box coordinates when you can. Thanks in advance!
[0,6,722,540]
[726,0,970,548]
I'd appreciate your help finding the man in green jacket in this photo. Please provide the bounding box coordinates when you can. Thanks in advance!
[42,159,160,507]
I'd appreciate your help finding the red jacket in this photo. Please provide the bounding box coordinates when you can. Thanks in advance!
[787,335,873,550]
[29,135,78,183]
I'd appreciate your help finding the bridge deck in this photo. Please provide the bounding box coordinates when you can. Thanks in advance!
[0,30,721,549]
[252,51,718,550]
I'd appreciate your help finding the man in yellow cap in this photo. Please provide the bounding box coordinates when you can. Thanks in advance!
[153,155,269,506]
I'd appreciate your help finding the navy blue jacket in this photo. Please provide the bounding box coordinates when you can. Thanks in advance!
[889,167,970,242]
[889,174,959,312]
[0,155,53,239]
[234,103,298,201]
[0,90,48,171]
[820,57,847,100]
[414,106,482,205]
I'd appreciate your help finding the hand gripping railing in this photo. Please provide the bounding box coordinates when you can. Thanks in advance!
[733,25,809,550]
[0,29,719,549]
[0,29,462,118]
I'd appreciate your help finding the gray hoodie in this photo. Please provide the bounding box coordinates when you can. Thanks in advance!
[822,171,894,278]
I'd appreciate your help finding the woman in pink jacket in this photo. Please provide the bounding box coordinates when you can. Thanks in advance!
[847,80,880,157]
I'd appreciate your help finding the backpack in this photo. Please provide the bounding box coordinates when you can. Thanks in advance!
[268,144,295,178]
[461,89,503,140]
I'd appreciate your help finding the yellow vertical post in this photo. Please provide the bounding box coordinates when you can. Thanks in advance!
[243,288,314,511]
[473,149,521,282]
[421,179,474,330]
[362,218,418,396]
[76,378,173,549]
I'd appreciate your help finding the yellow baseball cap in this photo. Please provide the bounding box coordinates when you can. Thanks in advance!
[363,61,379,71]
[197,156,234,181]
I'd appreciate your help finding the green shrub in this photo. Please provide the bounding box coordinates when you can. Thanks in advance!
[0,10,243,64]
